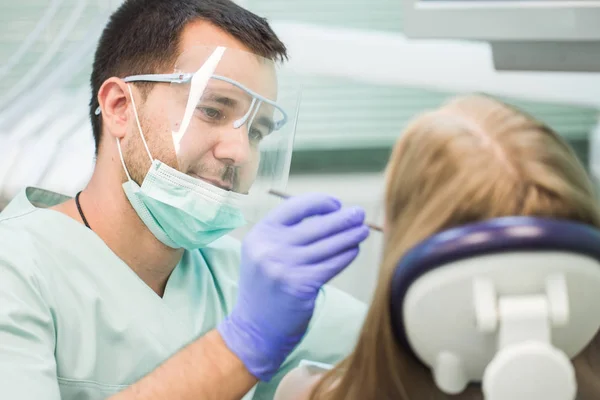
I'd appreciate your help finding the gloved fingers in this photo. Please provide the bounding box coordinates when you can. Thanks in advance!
[289,206,366,245]
[264,193,341,226]
[297,247,361,287]
[299,225,370,264]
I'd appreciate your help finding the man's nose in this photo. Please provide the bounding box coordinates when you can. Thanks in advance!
[212,127,251,166]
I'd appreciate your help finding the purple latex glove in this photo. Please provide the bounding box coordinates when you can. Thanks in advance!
[217,193,369,381]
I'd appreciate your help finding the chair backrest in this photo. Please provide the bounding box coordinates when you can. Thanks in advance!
[390,217,600,399]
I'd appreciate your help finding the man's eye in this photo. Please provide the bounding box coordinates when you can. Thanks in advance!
[249,128,265,142]
[197,107,223,120]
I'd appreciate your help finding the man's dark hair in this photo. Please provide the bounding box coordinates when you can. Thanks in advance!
[90,0,287,153]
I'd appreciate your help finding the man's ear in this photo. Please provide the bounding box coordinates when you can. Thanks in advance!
[97,78,132,140]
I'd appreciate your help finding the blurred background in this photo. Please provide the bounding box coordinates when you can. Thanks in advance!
[1,0,599,303]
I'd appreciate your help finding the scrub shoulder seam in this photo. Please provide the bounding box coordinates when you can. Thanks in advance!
[0,208,38,224]
[57,377,129,390]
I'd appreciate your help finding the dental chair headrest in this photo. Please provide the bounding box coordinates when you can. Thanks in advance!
[390,217,600,400]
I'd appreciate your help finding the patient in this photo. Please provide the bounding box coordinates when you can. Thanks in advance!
[275,94,600,400]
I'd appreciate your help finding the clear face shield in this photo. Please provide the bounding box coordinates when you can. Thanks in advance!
[151,45,299,220]
[115,46,299,222]
[95,46,299,249]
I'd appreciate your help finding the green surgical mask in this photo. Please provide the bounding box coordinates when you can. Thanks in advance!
[117,85,247,250]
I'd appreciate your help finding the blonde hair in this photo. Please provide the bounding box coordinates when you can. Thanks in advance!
[309,94,600,400]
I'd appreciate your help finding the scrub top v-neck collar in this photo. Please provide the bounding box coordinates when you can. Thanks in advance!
[24,187,200,350]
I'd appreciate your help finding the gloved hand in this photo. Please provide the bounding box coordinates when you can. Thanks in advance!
[217,193,369,381]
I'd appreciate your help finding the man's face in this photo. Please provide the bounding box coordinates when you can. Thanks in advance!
[124,21,278,194]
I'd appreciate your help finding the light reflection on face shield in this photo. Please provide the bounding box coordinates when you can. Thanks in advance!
[171,73,280,194]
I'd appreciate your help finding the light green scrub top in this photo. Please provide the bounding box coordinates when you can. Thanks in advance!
[0,188,366,400]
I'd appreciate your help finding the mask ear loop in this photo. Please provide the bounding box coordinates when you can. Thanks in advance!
[116,138,132,182]
[115,83,154,182]
[128,84,153,163]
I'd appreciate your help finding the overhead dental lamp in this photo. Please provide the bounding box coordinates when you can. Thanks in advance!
[402,0,600,72]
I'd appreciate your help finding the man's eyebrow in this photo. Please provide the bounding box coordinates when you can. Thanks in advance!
[202,92,238,107]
